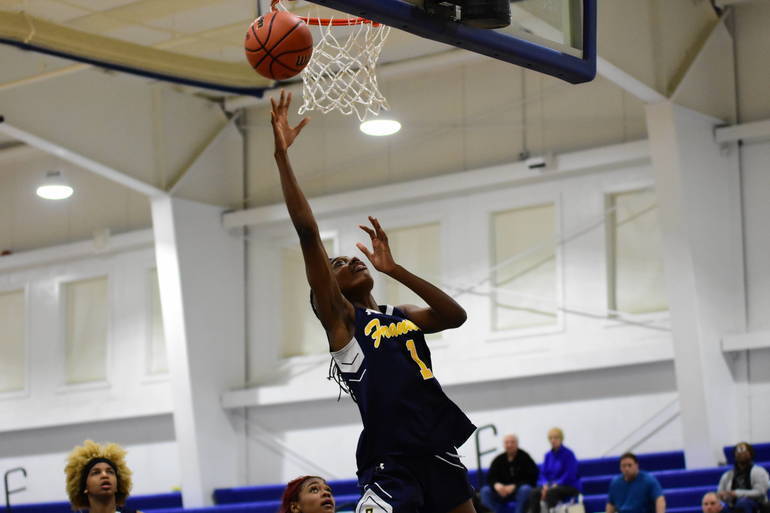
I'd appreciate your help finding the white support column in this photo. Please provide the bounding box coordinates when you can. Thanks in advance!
[151,196,246,506]
[645,101,746,468]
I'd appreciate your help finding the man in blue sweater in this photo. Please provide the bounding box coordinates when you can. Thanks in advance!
[528,427,582,513]
[606,453,666,513]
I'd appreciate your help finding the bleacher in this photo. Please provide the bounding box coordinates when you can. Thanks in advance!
[3,444,768,513]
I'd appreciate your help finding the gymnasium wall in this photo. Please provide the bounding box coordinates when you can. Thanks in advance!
[0,232,177,504]
[0,415,178,504]
[243,361,682,484]
[1,138,769,502]
[740,140,770,440]
[242,143,682,483]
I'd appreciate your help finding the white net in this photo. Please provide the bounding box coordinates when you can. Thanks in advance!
[298,19,391,121]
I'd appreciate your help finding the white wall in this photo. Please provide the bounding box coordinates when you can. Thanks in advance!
[237,136,770,483]
[239,141,685,483]
[747,348,770,442]
[244,360,682,484]
[0,231,173,432]
[739,140,770,442]
[0,231,177,504]
[0,415,178,505]
[741,141,770,334]
[3,134,770,503]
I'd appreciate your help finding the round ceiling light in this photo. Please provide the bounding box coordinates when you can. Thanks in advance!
[359,119,401,136]
[36,171,74,200]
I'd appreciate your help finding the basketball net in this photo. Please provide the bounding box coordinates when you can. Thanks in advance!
[272,0,391,121]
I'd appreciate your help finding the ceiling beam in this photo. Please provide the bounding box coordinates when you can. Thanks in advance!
[168,114,240,195]
[715,119,770,144]
[714,0,761,6]
[597,57,666,104]
[0,116,166,197]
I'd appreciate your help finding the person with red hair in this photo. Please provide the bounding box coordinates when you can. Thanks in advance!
[279,476,336,513]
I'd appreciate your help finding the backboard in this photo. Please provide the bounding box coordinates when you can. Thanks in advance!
[300,0,596,83]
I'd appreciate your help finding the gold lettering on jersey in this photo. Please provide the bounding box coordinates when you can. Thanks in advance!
[364,318,420,348]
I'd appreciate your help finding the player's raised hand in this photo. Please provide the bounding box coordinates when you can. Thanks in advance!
[356,216,397,275]
[270,89,309,152]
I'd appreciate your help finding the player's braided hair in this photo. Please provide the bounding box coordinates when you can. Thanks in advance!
[327,358,356,403]
[309,288,357,403]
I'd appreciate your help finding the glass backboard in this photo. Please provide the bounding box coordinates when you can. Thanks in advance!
[300,0,596,83]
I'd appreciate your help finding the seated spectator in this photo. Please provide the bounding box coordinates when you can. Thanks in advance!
[717,442,769,513]
[528,427,582,513]
[64,440,141,513]
[606,453,665,513]
[278,476,335,513]
[481,434,539,513]
[703,492,725,513]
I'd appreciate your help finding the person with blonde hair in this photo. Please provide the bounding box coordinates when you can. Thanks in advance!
[65,440,139,513]
[528,428,582,513]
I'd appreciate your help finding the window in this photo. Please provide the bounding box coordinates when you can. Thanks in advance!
[281,238,335,358]
[0,289,25,392]
[382,223,442,340]
[148,269,168,375]
[607,188,667,314]
[65,276,109,384]
[492,203,558,331]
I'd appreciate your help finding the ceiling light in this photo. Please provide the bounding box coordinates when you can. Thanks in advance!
[36,170,73,200]
[360,119,401,136]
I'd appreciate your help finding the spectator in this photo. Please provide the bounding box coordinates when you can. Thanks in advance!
[606,453,665,513]
[528,427,582,513]
[278,476,335,513]
[702,492,725,513]
[717,442,769,513]
[64,440,140,513]
[481,434,539,513]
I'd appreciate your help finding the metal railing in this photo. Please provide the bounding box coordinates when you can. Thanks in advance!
[4,467,27,513]
[474,424,498,488]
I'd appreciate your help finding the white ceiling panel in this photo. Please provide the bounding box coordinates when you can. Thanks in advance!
[2,0,90,21]
[150,0,256,34]
[105,24,175,46]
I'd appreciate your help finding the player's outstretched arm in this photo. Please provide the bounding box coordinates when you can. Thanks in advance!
[357,216,466,333]
[271,90,354,350]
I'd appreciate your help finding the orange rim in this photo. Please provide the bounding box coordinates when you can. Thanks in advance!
[270,0,379,26]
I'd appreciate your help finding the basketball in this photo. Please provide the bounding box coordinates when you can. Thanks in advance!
[244,11,313,81]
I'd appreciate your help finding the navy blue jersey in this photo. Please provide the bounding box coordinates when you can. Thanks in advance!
[332,305,476,470]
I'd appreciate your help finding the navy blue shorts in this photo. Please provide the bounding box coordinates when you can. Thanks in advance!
[355,450,475,513]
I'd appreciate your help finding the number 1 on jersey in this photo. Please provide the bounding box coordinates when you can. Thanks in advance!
[406,339,434,380]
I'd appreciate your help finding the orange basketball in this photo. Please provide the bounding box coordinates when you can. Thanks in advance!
[244,11,313,81]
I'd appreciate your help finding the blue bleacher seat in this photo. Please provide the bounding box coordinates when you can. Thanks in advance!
[0,501,71,513]
[127,492,183,510]
[578,451,685,478]
[0,492,181,513]
[4,449,767,513]
[213,478,359,505]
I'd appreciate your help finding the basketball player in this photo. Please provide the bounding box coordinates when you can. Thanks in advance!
[270,89,477,513]
[279,476,336,513]
[64,440,141,513]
